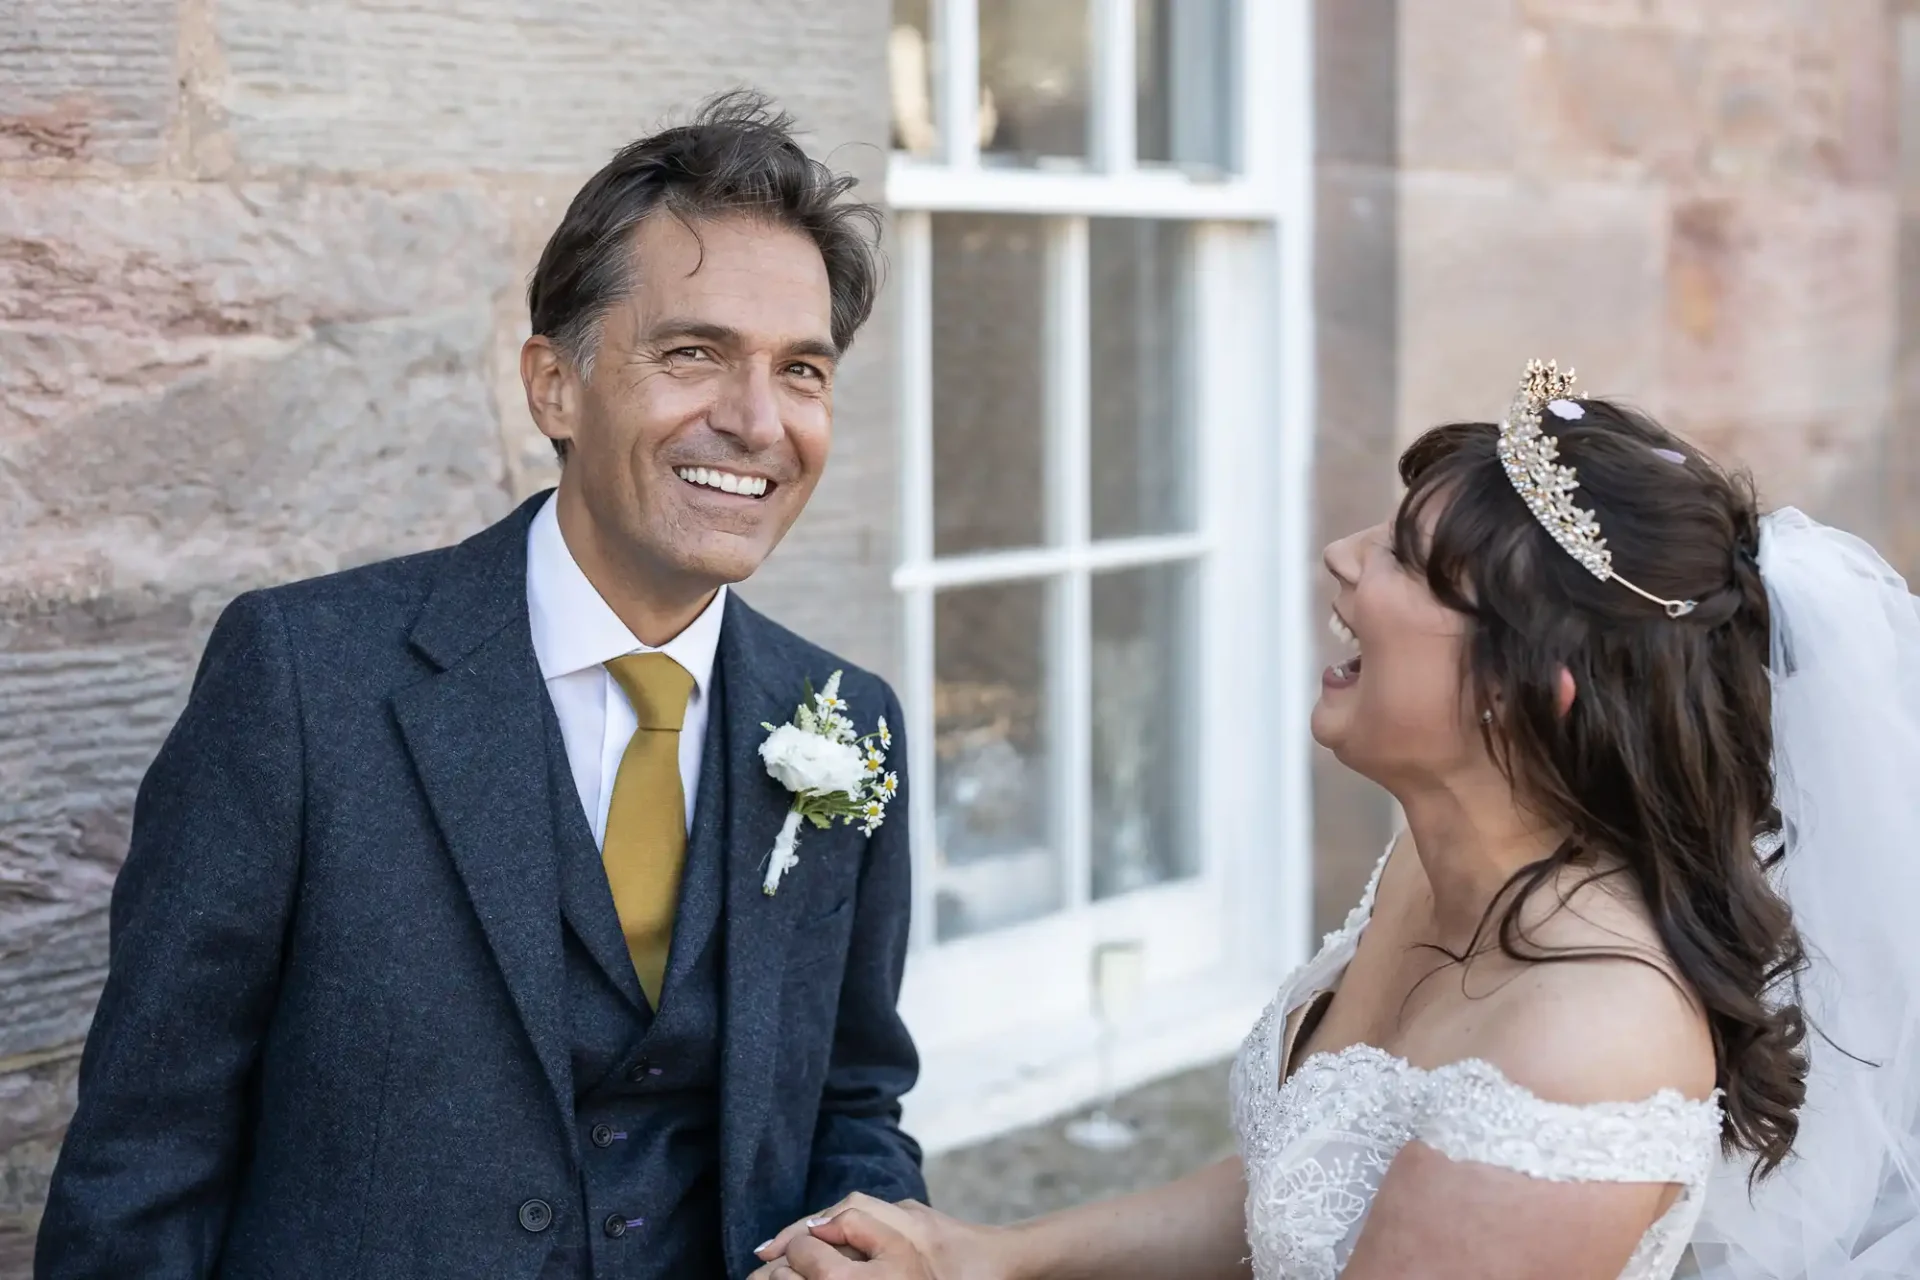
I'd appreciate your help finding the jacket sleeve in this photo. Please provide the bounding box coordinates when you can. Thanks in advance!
[36,590,305,1279]
[803,682,929,1210]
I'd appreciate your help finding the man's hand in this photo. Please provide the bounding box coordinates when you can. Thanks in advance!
[750,1192,1012,1280]
[751,1208,932,1280]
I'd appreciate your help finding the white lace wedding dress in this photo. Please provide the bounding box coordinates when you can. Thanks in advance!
[1229,848,1725,1279]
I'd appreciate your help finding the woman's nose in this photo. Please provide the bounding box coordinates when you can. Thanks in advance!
[1323,527,1368,588]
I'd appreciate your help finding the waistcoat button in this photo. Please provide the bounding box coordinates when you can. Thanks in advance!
[590,1123,614,1148]
[518,1199,553,1233]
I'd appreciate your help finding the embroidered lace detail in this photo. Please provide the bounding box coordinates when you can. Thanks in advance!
[1228,844,1722,1280]
[1418,1056,1722,1186]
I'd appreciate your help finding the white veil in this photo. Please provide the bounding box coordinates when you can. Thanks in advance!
[1690,508,1920,1278]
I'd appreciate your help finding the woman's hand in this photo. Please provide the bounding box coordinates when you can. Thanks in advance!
[749,1192,1012,1280]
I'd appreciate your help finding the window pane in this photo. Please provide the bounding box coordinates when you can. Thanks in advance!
[980,0,1090,166]
[1089,219,1196,540]
[889,0,938,157]
[932,214,1048,556]
[934,580,1061,940]
[1136,0,1235,171]
[1091,562,1198,900]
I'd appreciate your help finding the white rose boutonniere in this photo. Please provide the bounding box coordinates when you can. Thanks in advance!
[757,670,898,895]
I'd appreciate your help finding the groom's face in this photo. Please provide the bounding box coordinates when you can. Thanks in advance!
[554,213,837,592]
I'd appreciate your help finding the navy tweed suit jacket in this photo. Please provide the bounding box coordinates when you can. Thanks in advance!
[35,494,926,1279]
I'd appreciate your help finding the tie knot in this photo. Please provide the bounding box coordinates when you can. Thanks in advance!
[605,653,696,731]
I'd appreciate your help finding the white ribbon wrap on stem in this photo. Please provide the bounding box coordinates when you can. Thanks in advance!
[764,808,805,896]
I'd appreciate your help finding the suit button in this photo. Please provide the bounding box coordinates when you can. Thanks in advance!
[518,1199,553,1233]
[604,1214,630,1239]
[590,1123,615,1148]
[626,1058,655,1084]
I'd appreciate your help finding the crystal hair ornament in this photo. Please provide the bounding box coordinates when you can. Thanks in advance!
[1496,360,1698,618]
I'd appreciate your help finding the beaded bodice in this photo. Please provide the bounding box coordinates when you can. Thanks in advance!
[1228,849,1723,1279]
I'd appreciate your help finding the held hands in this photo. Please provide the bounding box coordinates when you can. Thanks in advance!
[749,1192,1009,1280]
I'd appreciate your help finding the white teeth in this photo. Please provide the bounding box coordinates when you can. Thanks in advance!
[675,467,769,497]
[1328,612,1359,648]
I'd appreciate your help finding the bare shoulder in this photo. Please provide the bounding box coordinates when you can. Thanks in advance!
[1474,873,1717,1106]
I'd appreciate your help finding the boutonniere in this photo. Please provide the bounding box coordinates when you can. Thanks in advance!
[757,670,898,896]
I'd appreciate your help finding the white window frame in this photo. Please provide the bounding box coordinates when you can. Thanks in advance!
[890,0,1317,1154]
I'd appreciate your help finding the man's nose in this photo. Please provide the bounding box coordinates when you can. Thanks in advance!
[708,360,784,451]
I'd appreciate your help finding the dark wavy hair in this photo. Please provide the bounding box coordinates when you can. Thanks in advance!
[527,89,884,457]
[1394,398,1808,1180]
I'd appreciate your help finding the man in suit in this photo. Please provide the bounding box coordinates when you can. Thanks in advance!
[36,91,925,1280]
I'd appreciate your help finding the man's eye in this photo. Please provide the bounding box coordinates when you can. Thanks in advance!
[785,362,824,380]
[668,347,710,362]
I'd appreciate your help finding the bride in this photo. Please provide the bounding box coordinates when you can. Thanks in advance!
[752,361,1920,1280]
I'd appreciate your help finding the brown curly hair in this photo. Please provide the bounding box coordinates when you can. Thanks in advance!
[1393,399,1808,1180]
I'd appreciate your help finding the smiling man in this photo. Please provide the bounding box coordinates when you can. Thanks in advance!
[37,93,925,1280]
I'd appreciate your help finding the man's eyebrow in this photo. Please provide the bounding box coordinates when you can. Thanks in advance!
[644,318,840,362]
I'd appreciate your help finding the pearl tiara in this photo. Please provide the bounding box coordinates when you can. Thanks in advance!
[1495,360,1697,619]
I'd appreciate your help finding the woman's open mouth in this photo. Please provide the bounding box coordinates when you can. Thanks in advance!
[1324,611,1362,688]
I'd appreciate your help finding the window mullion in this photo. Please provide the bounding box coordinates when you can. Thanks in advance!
[1046,216,1093,913]
[936,0,981,170]
[897,212,939,954]
[1091,0,1137,174]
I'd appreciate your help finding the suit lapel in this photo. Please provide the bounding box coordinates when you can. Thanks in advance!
[391,497,575,1137]
[717,598,815,1224]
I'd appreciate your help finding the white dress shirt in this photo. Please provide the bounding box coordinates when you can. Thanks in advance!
[525,493,726,846]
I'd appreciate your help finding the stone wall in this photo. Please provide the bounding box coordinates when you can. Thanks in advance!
[1311,0,1917,931]
[0,0,895,1266]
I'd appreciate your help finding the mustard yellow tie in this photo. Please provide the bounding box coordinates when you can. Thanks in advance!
[602,653,697,1009]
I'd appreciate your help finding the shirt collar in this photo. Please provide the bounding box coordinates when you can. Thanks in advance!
[525,491,726,694]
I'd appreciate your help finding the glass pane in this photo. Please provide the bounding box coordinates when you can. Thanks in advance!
[1089,219,1196,540]
[933,580,1061,941]
[1136,0,1235,171]
[889,0,938,157]
[1091,562,1198,900]
[932,214,1049,556]
[979,0,1091,166]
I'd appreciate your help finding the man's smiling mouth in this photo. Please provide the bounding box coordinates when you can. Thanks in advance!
[674,466,773,499]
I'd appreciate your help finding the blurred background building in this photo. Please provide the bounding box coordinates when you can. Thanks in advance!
[4,0,1918,1266]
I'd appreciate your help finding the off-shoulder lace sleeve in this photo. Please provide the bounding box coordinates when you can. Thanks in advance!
[1414,1060,1723,1186]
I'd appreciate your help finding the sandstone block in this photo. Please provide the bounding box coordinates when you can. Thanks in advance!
[0,1052,80,1274]
[1690,0,1892,187]
[1399,0,1520,173]
[1517,19,1707,182]
[1661,191,1896,468]
[0,179,514,582]
[1517,0,1710,30]
[0,181,511,349]
[1315,0,1398,167]
[1396,172,1666,443]
[1660,189,1897,520]
[0,0,177,167]
[1900,14,1920,194]
[213,0,890,175]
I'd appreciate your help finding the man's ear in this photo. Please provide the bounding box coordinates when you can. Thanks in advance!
[521,335,579,452]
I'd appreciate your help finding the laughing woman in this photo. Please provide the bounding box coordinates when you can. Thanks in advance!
[754,361,1920,1280]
